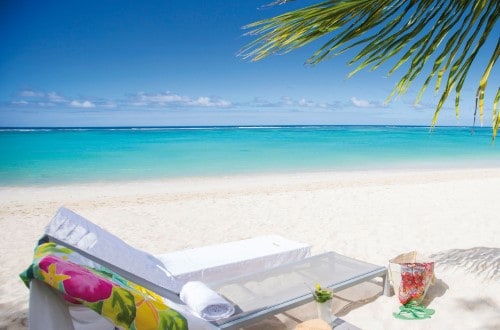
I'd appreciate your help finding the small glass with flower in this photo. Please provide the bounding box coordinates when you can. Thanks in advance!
[313,284,334,325]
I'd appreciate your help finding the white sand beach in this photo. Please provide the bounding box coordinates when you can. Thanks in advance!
[1,168,499,329]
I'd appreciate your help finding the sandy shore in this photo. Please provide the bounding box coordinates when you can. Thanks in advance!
[1,168,499,329]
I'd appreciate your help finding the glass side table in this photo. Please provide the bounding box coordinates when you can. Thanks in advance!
[206,251,387,329]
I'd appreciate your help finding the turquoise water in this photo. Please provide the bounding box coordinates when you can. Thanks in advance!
[0,126,498,185]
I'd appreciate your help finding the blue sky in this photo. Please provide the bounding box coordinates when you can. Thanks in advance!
[1,0,498,127]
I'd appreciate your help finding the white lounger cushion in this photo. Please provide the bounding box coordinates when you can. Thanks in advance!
[157,235,311,286]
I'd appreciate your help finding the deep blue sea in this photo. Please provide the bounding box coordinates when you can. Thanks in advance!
[0,126,498,186]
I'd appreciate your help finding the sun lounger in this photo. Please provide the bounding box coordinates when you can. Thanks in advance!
[24,207,312,329]
[42,207,311,296]
[23,207,388,329]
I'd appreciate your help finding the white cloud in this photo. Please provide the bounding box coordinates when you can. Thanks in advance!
[102,101,117,109]
[189,97,231,107]
[12,100,29,105]
[47,92,66,103]
[281,96,293,106]
[14,90,66,106]
[129,101,148,106]
[137,92,187,104]
[129,92,231,108]
[350,97,373,108]
[37,102,56,107]
[70,100,96,108]
[217,100,231,107]
[298,98,316,107]
[11,89,235,111]
[248,96,336,110]
[19,90,44,97]
[192,97,211,106]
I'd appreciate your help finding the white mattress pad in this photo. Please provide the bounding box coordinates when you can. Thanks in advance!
[156,235,311,285]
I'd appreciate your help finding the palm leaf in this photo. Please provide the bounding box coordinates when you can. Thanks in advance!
[240,0,500,139]
[493,87,500,140]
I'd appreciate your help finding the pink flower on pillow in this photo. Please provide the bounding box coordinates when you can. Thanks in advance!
[39,256,113,303]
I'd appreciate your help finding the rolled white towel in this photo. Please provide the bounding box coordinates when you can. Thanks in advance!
[180,281,235,321]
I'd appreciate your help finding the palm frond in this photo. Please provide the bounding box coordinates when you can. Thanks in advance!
[240,0,500,138]
[492,87,500,140]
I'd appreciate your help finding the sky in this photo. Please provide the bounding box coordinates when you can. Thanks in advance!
[1,0,498,127]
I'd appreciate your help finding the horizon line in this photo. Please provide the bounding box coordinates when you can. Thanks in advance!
[0,124,490,130]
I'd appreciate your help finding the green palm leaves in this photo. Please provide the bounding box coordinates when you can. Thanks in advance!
[241,0,499,138]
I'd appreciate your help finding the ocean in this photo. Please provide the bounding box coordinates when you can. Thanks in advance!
[0,126,498,186]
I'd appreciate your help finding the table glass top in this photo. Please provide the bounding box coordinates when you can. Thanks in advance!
[207,252,384,318]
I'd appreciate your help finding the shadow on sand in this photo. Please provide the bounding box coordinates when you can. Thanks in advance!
[420,277,449,307]
[429,247,499,281]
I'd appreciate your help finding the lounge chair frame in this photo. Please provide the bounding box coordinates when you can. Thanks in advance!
[27,208,389,329]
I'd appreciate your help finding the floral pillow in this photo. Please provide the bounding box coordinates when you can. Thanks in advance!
[21,242,187,330]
